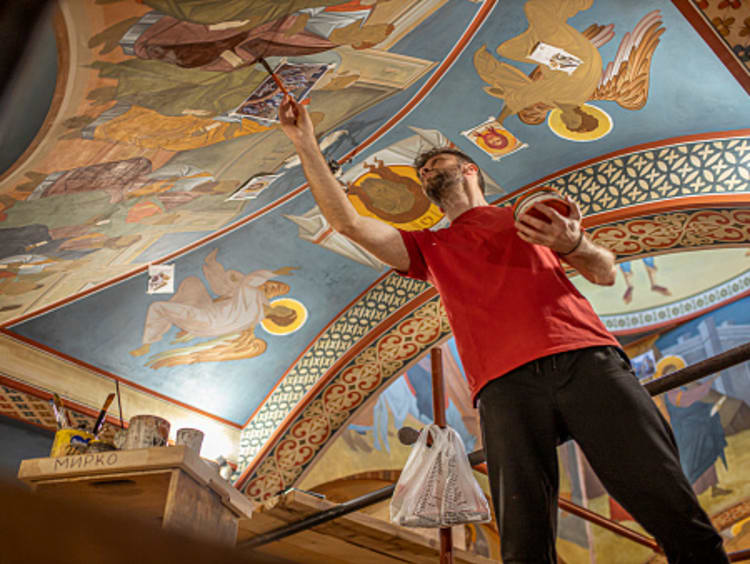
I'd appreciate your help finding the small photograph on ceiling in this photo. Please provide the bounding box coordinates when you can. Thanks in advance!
[147,264,174,294]
[527,42,582,75]
[226,173,282,201]
[631,349,657,382]
[231,61,331,124]
[461,117,528,161]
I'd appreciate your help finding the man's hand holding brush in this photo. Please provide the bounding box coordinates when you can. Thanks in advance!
[279,95,316,149]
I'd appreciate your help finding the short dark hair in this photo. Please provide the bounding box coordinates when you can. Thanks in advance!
[414,147,486,194]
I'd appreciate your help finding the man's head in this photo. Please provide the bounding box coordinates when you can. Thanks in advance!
[414,147,485,207]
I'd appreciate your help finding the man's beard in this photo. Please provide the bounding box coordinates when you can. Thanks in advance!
[423,165,463,207]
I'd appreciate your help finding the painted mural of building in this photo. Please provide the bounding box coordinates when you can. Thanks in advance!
[662,316,750,401]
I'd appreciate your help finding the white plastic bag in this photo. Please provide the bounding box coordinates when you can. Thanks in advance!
[439,427,491,525]
[390,424,491,527]
[390,424,444,527]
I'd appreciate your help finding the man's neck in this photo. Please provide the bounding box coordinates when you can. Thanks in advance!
[442,191,489,222]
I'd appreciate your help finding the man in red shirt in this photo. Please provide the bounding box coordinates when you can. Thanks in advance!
[279,97,728,563]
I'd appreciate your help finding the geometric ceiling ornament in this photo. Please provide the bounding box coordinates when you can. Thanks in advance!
[501,133,750,217]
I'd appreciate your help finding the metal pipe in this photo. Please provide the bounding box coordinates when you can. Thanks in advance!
[729,548,750,562]
[644,341,750,396]
[557,498,661,552]
[238,484,396,549]
[431,347,453,564]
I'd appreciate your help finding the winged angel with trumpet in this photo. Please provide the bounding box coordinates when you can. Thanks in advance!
[474,0,665,134]
[131,249,299,368]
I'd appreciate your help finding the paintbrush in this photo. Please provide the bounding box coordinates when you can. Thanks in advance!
[49,399,65,429]
[258,57,291,97]
[92,393,116,437]
[52,393,71,428]
[256,57,310,111]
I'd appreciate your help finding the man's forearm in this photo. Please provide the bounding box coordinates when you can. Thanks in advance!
[562,235,617,286]
[294,138,359,232]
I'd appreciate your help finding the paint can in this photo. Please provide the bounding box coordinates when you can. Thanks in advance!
[50,428,95,458]
[123,415,170,449]
[513,186,571,223]
[175,428,204,455]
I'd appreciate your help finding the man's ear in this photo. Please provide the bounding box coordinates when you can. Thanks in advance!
[463,162,479,178]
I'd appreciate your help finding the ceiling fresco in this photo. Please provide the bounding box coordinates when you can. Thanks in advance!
[1,0,750,528]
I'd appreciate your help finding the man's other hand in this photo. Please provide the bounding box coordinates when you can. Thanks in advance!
[515,197,583,255]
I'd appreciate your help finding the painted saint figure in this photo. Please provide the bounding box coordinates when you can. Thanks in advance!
[131,249,298,367]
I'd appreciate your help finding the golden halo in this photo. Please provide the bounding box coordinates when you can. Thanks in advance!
[653,354,687,381]
[349,165,444,231]
[260,298,308,335]
[547,103,612,142]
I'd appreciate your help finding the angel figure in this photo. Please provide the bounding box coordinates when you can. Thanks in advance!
[474,0,665,133]
[130,248,299,368]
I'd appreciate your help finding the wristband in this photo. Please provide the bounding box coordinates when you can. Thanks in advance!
[558,230,584,256]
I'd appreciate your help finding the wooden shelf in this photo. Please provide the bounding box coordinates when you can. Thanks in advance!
[19,448,496,562]
[18,445,253,546]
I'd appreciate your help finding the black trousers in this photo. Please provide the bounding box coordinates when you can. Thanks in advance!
[477,346,729,564]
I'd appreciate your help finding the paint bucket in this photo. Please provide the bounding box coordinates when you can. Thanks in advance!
[175,428,204,455]
[123,415,170,450]
[50,428,95,457]
[513,186,571,223]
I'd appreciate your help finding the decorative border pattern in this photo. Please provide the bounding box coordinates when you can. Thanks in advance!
[240,299,451,500]
[690,0,750,72]
[0,376,117,442]
[590,208,750,256]
[509,137,750,215]
[236,275,429,470]
[671,0,750,94]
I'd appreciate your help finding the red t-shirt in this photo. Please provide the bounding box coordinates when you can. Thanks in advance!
[397,206,619,401]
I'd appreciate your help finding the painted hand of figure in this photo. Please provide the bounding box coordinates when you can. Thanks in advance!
[273,266,300,276]
[515,197,583,254]
[278,95,314,147]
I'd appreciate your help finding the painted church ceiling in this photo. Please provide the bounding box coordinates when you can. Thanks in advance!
[1,0,749,487]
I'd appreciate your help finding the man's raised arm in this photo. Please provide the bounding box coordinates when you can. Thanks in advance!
[278,96,410,272]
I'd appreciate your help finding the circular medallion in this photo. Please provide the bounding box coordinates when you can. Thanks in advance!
[348,164,444,231]
[260,298,308,335]
[547,103,612,142]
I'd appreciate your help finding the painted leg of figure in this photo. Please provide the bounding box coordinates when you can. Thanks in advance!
[644,257,671,297]
[620,261,634,304]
